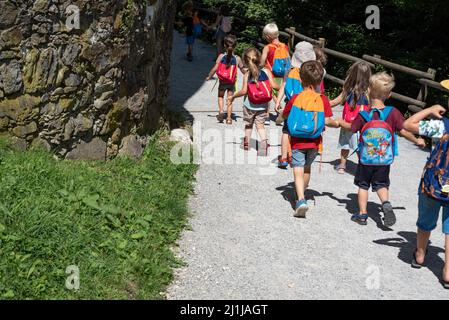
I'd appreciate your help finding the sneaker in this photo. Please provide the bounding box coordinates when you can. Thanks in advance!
[294,199,309,218]
[382,201,396,227]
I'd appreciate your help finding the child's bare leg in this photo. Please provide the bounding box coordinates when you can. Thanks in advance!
[245,125,253,144]
[340,149,349,167]
[444,235,449,282]
[218,90,225,114]
[255,123,267,141]
[416,228,431,265]
[358,188,369,214]
[281,133,290,159]
[304,166,312,190]
[226,91,234,120]
[293,167,305,201]
[376,187,389,203]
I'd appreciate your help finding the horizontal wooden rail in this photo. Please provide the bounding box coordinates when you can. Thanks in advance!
[418,78,449,93]
[322,48,375,68]
[325,74,427,108]
[284,28,321,45]
[362,55,435,80]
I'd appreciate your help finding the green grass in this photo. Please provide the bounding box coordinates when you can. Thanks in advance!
[0,132,197,299]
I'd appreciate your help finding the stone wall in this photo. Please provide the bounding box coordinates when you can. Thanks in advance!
[0,0,176,159]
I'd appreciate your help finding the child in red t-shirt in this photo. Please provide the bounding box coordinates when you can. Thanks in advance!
[282,61,340,218]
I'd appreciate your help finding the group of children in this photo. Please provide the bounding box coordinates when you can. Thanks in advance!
[201,19,449,288]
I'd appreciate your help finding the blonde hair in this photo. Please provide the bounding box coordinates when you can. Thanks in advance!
[369,72,396,101]
[243,47,261,82]
[263,23,279,41]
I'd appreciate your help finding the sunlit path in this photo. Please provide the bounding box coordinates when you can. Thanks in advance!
[166,31,448,300]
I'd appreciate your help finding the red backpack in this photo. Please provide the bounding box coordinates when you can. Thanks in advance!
[342,91,370,123]
[247,70,272,104]
[216,54,237,84]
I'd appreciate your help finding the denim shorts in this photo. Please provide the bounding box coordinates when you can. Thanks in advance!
[186,35,195,45]
[291,149,318,168]
[338,128,358,150]
[417,192,449,234]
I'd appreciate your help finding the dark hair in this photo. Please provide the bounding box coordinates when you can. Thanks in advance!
[182,1,193,12]
[224,34,237,66]
[300,61,324,88]
[219,5,230,16]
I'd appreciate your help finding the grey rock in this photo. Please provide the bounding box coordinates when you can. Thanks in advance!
[62,43,80,66]
[0,60,23,95]
[118,135,143,159]
[64,73,81,87]
[65,137,107,161]
[0,2,18,29]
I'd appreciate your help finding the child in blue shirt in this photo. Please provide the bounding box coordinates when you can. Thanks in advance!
[403,86,449,289]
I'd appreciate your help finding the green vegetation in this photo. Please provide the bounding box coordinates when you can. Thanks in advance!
[198,0,449,107]
[0,133,197,299]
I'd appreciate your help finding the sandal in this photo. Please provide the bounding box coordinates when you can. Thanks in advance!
[278,155,289,169]
[258,139,270,157]
[242,137,249,151]
[335,164,346,174]
[216,113,224,123]
[351,213,368,226]
[411,248,428,269]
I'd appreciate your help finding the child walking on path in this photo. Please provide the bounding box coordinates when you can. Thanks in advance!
[179,1,196,62]
[341,72,425,227]
[228,48,280,156]
[261,23,291,125]
[274,41,316,169]
[330,61,372,174]
[210,5,233,58]
[282,61,340,218]
[403,97,449,289]
[206,35,245,124]
[404,80,449,289]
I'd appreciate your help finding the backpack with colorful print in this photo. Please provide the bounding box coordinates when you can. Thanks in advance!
[284,67,303,101]
[358,107,396,166]
[268,43,291,78]
[420,118,449,202]
[247,70,272,104]
[287,90,325,139]
[342,91,370,123]
[216,54,237,84]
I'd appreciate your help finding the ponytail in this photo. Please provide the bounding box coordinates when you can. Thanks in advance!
[243,47,261,82]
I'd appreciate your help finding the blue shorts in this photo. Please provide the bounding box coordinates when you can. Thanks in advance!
[417,193,449,234]
[291,149,318,168]
[186,35,195,45]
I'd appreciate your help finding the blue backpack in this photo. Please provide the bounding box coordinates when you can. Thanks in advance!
[284,68,303,101]
[358,107,398,166]
[287,90,325,139]
[420,118,449,202]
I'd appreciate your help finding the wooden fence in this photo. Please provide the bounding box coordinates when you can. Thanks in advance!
[193,4,449,112]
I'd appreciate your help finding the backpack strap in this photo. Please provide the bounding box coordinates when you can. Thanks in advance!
[381,106,394,121]
[359,110,371,123]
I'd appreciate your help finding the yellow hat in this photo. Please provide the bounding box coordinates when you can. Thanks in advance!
[442,80,449,90]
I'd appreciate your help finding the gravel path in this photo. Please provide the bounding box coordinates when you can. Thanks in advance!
[167,31,448,300]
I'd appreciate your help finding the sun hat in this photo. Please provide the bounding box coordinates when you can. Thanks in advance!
[441,80,449,91]
[290,41,316,68]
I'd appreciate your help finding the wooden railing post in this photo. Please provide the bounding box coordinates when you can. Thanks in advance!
[289,27,296,49]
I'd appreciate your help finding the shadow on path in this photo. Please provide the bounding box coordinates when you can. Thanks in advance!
[373,231,446,285]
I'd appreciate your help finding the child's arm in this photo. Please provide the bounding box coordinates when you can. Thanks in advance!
[325,117,340,128]
[338,118,351,130]
[329,92,344,108]
[210,14,221,29]
[206,55,222,80]
[403,105,446,134]
[399,129,426,148]
[267,70,281,91]
[228,74,248,104]
[237,56,247,74]
[275,83,286,113]
[260,45,270,68]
